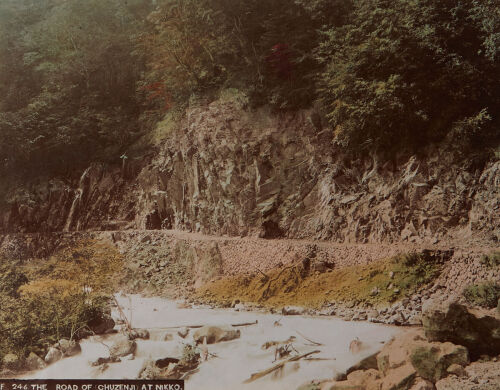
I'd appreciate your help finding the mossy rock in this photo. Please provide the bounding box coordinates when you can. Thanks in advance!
[422,300,500,360]
[410,343,468,382]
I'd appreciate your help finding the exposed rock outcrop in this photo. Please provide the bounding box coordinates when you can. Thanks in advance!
[1,100,498,245]
[322,329,471,390]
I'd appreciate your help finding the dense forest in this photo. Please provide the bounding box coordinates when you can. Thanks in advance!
[0,0,499,193]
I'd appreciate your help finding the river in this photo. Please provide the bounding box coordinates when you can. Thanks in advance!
[25,295,401,390]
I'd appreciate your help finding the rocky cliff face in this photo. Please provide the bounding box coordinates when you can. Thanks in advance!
[1,99,499,244]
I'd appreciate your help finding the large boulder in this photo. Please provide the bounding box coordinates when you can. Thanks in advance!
[44,347,63,364]
[25,352,47,371]
[109,334,137,358]
[422,300,500,359]
[192,325,240,344]
[409,342,468,382]
[282,306,308,315]
[57,339,81,357]
[376,329,469,387]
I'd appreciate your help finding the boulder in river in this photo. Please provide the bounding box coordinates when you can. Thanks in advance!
[376,329,468,385]
[44,347,63,364]
[282,306,307,315]
[129,329,150,340]
[422,300,500,359]
[192,325,240,344]
[25,352,47,371]
[57,339,81,357]
[109,334,137,358]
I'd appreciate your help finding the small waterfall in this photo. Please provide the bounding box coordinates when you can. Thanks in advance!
[63,189,82,232]
[63,166,92,232]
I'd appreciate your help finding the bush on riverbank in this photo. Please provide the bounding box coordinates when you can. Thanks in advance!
[0,240,122,371]
[463,281,500,309]
[480,251,500,268]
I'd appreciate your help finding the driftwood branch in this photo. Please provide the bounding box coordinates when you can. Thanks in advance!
[243,350,320,383]
[146,320,258,330]
[294,330,323,346]
[232,320,258,327]
[113,296,132,331]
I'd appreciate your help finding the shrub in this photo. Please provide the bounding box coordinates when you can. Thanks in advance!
[0,290,109,366]
[463,281,500,309]
[480,251,500,268]
[0,240,121,368]
[0,264,28,297]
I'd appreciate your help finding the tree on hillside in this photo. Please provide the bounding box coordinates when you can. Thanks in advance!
[317,0,500,155]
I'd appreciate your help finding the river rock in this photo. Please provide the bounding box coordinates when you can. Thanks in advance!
[446,363,467,377]
[345,352,378,376]
[409,342,469,382]
[44,347,63,364]
[109,335,137,358]
[177,327,189,338]
[163,333,174,341]
[321,369,382,390]
[26,352,47,371]
[422,300,500,359]
[282,306,307,315]
[57,339,81,357]
[129,329,150,340]
[87,314,115,335]
[91,356,121,366]
[409,378,435,390]
[192,325,240,344]
[377,329,469,385]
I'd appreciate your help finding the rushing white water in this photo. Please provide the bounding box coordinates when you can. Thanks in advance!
[26,295,402,390]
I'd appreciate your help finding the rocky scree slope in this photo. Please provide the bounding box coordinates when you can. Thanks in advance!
[1,100,499,245]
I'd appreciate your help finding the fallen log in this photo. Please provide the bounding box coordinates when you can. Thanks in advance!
[243,350,320,383]
[147,320,258,330]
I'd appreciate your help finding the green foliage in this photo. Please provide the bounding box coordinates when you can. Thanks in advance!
[316,0,500,155]
[0,240,121,367]
[1,0,499,195]
[390,251,444,292]
[480,251,500,268]
[140,0,345,112]
[0,290,109,365]
[0,0,152,184]
[0,264,28,298]
[463,281,500,309]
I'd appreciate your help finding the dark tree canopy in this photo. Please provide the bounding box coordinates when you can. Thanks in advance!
[0,0,498,196]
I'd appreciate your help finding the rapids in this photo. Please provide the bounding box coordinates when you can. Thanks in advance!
[24,295,402,390]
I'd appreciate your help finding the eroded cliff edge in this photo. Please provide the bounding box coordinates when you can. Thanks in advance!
[2,99,498,245]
